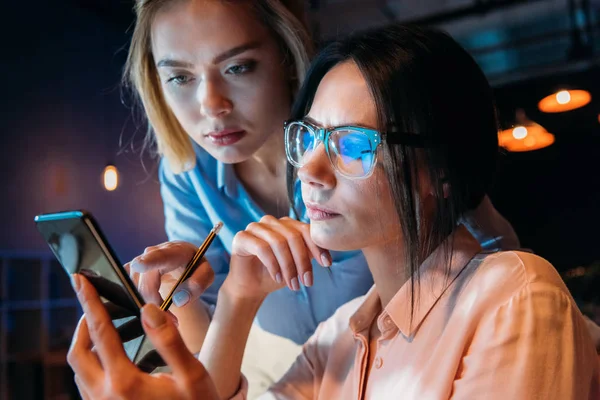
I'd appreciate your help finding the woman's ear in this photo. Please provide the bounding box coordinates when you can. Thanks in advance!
[442,178,451,199]
[426,176,450,199]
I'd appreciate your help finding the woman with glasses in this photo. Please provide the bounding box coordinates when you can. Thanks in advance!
[68,24,599,399]
[115,0,520,389]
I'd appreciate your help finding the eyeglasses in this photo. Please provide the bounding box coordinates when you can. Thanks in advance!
[284,119,426,179]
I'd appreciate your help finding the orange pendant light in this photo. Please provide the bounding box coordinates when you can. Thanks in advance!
[103,165,119,191]
[538,89,591,113]
[498,109,555,152]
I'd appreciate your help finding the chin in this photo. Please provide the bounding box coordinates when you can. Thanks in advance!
[309,222,359,252]
[203,145,254,165]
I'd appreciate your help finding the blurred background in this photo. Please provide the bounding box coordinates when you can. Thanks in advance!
[0,0,599,398]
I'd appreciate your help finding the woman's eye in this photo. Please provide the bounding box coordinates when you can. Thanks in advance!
[166,75,192,86]
[225,61,257,75]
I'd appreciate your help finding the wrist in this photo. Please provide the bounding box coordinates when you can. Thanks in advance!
[220,278,266,310]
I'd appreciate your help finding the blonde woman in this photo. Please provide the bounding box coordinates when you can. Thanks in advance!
[116,0,521,397]
[121,1,369,396]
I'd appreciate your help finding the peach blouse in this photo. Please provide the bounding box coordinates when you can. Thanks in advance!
[234,225,600,399]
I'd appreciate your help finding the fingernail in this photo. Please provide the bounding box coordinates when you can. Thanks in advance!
[303,271,313,287]
[70,274,81,292]
[291,277,300,291]
[275,273,282,284]
[172,290,191,308]
[321,253,332,267]
[142,304,166,329]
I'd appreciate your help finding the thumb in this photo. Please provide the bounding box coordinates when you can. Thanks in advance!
[170,259,215,308]
[140,303,200,377]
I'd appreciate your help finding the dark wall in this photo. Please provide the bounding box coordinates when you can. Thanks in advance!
[0,1,166,262]
[1,1,598,272]
[492,67,600,272]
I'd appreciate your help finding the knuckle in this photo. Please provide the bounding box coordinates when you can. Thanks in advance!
[256,241,270,254]
[288,231,304,244]
[73,374,82,389]
[107,377,135,398]
[158,325,182,351]
[175,240,195,252]
[143,246,155,254]
[272,236,287,249]
[300,223,311,233]
[183,366,209,390]
[87,317,113,341]
[245,221,261,231]
[131,256,149,272]
[231,232,248,251]
[66,346,79,369]
[260,215,276,223]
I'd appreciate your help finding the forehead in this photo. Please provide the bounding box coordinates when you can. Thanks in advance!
[307,61,377,129]
[151,0,271,62]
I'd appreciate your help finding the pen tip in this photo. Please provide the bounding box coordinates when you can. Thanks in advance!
[213,221,223,233]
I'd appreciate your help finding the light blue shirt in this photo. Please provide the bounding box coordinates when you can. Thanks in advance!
[160,144,373,344]
[159,144,517,344]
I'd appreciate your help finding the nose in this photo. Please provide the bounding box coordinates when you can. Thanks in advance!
[297,143,336,190]
[196,77,233,118]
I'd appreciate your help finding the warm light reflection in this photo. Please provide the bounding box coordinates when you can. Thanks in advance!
[538,89,591,113]
[103,165,119,191]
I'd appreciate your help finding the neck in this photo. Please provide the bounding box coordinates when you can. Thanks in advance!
[241,130,287,177]
[363,238,409,309]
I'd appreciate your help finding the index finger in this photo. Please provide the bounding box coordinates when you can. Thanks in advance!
[130,241,197,274]
[72,274,136,376]
[282,219,332,267]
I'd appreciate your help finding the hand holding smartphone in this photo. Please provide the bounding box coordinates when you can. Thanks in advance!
[34,210,221,372]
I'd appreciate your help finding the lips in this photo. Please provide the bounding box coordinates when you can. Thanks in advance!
[305,202,340,221]
[205,129,246,146]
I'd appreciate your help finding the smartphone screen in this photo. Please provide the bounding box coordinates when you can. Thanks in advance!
[35,211,151,364]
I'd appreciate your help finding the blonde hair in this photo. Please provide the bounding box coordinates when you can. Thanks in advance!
[124,0,313,174]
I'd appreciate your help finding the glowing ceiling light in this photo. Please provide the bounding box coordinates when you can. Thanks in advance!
[103,165,119,191]
[498,109,555,152]
[512,126,528,139]
[555,90,571,105]
[538,89,591,113]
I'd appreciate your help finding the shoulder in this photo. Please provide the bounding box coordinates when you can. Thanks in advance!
[460,251,574,315]
[476,251,566,290]
[159,143,220,189]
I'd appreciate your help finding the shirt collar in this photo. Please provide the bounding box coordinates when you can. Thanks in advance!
[387,224,482,338]
[217,161,238,197]
[348,224,482,338]
[349,286,381,334]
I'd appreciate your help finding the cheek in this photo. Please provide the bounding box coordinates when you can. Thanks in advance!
[352,173,399,235]
[162,87,199,125]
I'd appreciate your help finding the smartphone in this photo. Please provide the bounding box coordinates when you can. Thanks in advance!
[34,210,154,366]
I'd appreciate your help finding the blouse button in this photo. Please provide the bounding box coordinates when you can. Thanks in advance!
[374,356,383,369]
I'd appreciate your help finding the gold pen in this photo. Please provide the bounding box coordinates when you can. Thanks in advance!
[160,222,223,311]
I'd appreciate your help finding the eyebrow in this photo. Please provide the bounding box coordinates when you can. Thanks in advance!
[156,41,262,68]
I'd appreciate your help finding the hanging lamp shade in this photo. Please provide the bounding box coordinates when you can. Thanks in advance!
[538,89,591,113]
[498,109,555,152]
